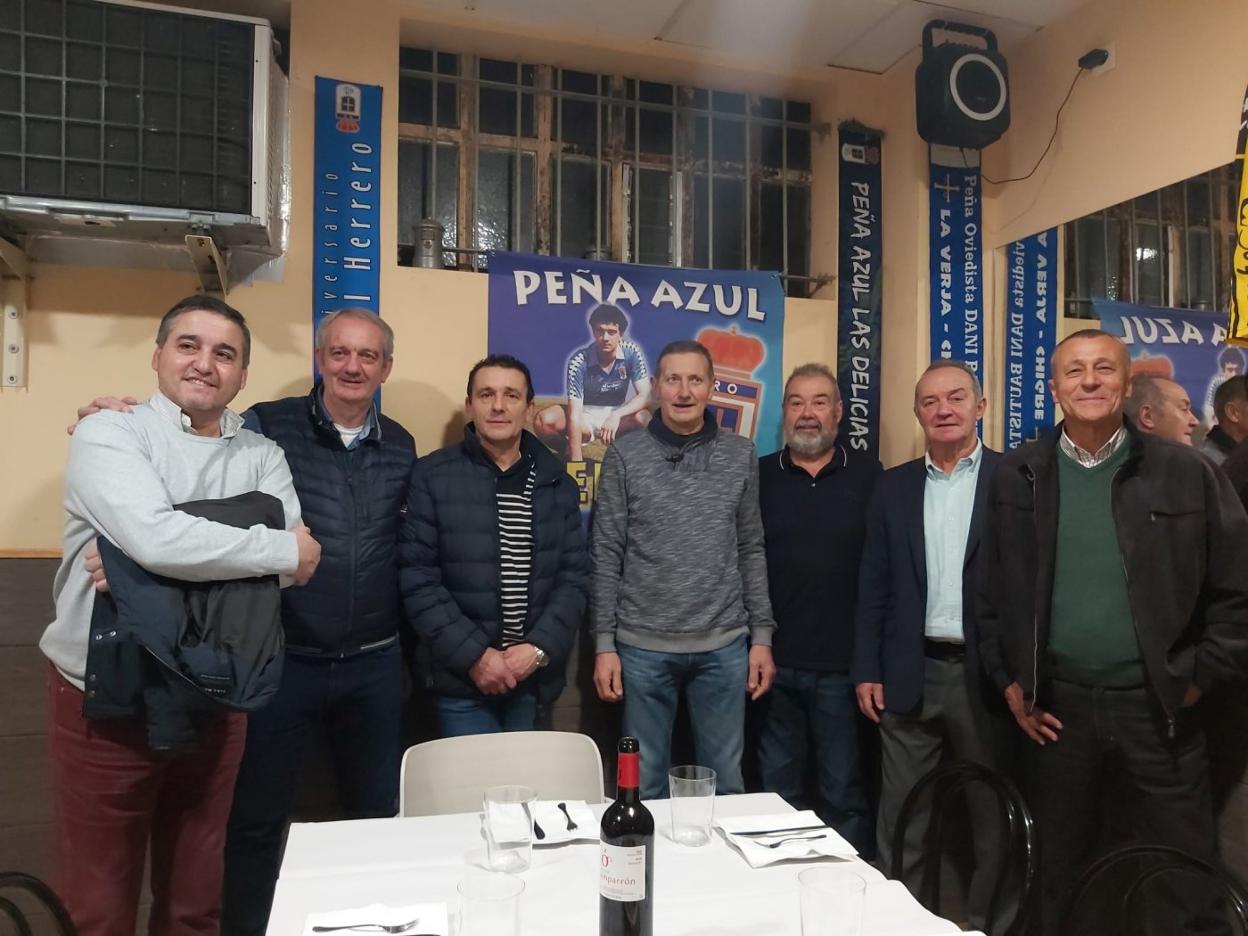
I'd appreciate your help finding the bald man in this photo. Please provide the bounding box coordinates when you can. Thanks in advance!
[1124,373,1198,445]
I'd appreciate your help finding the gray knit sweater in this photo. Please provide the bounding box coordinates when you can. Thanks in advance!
[590,416,776,654]
[43,392,302,689]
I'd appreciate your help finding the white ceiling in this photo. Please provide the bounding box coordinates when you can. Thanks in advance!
[421,0,1090,73]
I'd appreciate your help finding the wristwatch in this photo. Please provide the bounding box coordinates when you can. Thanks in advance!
[533,646,550,668]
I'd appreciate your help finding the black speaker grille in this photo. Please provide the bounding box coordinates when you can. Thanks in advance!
[0,0,255,213]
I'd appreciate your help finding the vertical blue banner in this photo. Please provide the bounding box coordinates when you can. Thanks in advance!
[313,77,383,350]
[928,155,983,378]
[1003,229,1058,449]
[487,252,785,517]
[836,125,884,459]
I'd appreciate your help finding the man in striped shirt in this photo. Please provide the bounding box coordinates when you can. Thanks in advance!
[401,355,588,735]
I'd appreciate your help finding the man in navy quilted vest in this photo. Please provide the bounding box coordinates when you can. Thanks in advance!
[216,309,418,934]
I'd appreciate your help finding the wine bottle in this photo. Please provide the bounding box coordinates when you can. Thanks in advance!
[599,736,655,936]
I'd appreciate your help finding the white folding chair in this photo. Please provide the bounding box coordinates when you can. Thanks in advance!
[398,730,605,817]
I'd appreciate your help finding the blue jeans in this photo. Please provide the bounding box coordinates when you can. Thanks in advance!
[222,643,403,936]
[756,667,872,853]
[617,635,749,799]
[435,691,538,737]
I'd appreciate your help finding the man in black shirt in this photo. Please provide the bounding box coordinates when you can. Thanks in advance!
[756,363,880,852]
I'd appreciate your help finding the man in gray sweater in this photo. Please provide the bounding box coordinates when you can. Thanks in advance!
[44,296,320,936]
[591,339,776,798]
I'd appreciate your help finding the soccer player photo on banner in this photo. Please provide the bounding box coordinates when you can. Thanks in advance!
[488,252,786,515]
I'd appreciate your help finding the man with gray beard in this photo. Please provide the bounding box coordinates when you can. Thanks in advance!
[756,363,881,852]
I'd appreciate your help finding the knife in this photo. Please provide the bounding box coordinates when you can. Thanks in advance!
[731,824,830,838]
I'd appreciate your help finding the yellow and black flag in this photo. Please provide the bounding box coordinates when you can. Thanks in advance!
[1229,83,1248,347]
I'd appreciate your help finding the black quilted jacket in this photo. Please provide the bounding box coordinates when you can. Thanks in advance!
[246,387,417,657]
[399,426,588,703]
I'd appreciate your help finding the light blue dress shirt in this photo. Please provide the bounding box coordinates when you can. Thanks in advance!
[922,440,983,642]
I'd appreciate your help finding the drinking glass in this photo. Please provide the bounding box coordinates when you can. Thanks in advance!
[668,765,716,846]
[483,784,536,872]
[457,871,524,936]
[798,866,866,936]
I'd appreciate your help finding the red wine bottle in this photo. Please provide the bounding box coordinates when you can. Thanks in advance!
[599,737,654,936]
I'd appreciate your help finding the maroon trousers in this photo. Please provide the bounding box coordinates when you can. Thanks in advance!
[48,669,246,936]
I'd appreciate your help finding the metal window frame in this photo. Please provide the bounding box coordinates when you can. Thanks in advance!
[396,48,815,288]
[1063,164,1235,315]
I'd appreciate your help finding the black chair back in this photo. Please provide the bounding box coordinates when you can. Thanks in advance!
[890,760,1037,936]
[1058,844,1248,935]
[0,872,76,936]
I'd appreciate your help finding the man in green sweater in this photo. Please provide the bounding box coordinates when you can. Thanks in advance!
[978,329,1248,935]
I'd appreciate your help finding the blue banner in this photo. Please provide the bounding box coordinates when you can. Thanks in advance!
[1003,229,1058,448]
[929,156,983,378]
[837,125,883,458]
[312,77,382,354]
[1095,300,1244,428]
[487,252,786,515]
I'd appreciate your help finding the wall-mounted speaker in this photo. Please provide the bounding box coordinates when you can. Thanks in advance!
[916,20,1010,150]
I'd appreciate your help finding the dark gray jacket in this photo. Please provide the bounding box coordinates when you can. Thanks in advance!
[87,491,286,750]
[399,427,588,704]
[977,422,1248,733]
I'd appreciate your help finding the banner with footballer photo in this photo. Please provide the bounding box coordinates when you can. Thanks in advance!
[487,252,786,515]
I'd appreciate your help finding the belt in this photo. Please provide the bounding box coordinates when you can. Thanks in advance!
[924,638,966,662]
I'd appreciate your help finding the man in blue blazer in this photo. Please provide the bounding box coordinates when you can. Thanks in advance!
[851,359,1008,931]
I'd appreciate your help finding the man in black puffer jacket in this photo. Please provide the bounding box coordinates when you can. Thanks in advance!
[400,354,588,735]
[225,310,417,936]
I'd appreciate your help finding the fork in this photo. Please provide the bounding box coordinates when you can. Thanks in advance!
[557,801,579,831]
[762,833,828,849]
[310,919,425,933]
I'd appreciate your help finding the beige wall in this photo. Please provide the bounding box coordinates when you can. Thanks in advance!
[984,0,1248,248]
[2,0,1244,551]
[0,0,898,552]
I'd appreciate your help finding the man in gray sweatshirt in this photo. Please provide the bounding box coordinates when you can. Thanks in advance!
[591,339,776,798]
[43,295,320,936]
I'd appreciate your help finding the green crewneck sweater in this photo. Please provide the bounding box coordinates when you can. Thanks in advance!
[1047,443,1146,687]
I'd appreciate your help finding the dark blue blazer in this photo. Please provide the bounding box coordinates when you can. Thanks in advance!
[850,447,1000,715]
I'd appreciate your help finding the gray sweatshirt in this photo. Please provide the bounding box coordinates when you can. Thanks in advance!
[42,391,302,689]
[591,418,776,654]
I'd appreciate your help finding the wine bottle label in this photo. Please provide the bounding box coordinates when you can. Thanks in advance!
[599,842,647,901]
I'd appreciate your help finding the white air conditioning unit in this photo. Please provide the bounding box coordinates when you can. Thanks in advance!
[0,0,288,275]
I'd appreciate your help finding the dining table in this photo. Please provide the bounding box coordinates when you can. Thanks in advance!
[266,791,964,935]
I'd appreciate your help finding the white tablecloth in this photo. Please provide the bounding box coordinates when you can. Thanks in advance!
[267,792,960,935]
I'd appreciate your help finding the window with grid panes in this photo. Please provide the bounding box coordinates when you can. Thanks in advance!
[1064,163,1238,318]
[397,48,815,297]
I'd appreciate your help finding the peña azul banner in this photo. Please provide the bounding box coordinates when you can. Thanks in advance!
[837,124,884,458]
[487,252,786,515]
